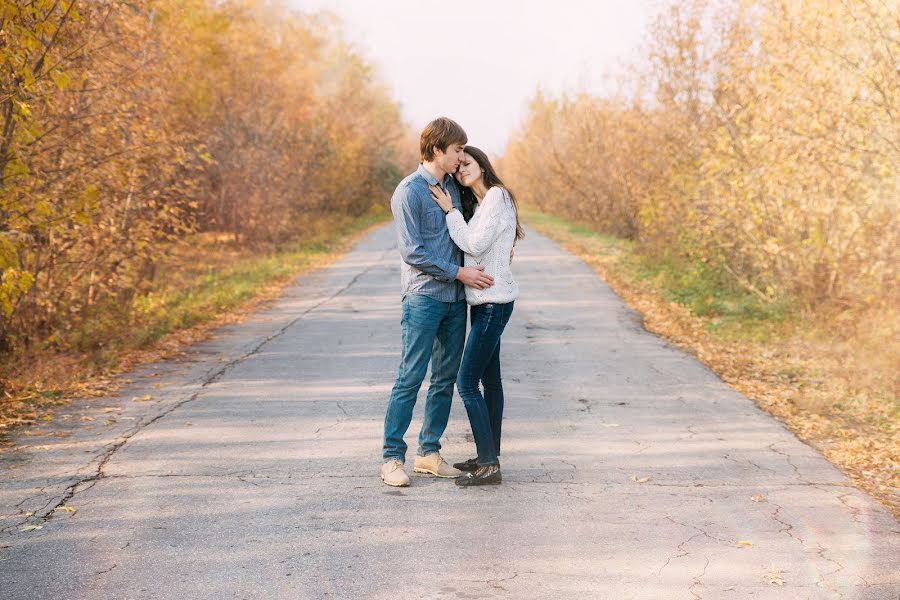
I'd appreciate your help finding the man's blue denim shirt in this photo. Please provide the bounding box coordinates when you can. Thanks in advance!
[391,163,465,302]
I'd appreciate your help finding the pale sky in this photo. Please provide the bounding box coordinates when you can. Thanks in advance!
[288,1,658,154]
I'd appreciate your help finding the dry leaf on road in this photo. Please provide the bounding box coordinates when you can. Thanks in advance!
[764,568,786,586]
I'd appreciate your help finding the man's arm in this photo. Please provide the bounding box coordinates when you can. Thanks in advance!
[393,185,459,282]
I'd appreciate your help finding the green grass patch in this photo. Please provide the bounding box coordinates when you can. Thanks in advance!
[522,206,795,342]
[59,211,391,369]
[133,211,389,348]
[523,208,631,250]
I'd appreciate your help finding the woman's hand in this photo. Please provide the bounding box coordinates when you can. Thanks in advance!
[428,184,453,213]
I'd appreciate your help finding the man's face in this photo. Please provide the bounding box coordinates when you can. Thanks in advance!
[434,143,466,175]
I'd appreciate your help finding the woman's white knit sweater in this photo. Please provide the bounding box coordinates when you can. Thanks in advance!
[445,186,519,306]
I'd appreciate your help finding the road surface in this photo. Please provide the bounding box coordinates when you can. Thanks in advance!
[1,223,898,599]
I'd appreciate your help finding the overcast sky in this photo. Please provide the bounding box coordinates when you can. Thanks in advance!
[287,0,658,154]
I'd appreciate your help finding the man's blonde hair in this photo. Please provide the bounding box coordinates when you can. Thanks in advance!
[420,117,467,161]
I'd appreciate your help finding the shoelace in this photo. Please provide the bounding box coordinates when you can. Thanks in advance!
[474,465,499,477]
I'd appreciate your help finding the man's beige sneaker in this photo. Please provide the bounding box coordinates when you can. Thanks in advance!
[413,452,462,478]
[381,459,410,487]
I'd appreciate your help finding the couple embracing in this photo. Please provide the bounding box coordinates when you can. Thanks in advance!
[381,117,524,488]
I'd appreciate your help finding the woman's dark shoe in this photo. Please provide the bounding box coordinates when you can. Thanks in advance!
[453,458,479,472]
[455,464,501,486]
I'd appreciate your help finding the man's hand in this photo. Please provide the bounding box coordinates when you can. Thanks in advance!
[456,265,494,289]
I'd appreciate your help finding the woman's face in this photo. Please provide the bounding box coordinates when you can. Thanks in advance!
[455,153,483,188]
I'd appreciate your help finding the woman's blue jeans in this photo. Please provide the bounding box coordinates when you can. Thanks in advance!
[457,301,515,466]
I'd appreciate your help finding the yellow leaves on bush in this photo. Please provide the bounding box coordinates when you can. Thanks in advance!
[0,0,412,362]
[503,0,898,314]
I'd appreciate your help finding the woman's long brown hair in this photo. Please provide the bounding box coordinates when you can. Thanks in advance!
[457,146,524,241]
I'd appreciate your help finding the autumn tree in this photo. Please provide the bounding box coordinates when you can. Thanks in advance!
[0,0,412,365]
[504,0,898,311]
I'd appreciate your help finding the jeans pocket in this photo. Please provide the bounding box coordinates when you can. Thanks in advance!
[473,303,496,330]
[405,294,445,328]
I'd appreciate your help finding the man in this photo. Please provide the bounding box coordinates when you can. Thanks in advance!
[381,117,494,487]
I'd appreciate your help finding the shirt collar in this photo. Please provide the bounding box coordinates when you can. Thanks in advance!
[417,163,449,187]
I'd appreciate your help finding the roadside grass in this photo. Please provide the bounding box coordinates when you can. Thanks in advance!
[523,207,899,515]
[0,210,390,435]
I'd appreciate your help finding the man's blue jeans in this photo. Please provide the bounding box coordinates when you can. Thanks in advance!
[456,301,515,466]
[383,294,467,462]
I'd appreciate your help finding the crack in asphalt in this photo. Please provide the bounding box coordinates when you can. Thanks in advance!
[3,245,395,536]
[465,571,519,592]
[836,492,863,524]
[529,464,575,484]
[313,400,353,437]
[237,475,266,488]
[93,564,118,578]
[771,502,804,544]
[722,452,779,476]
[689,556,710,599]
[813,543,846,598]
[657,531,702,577]
[633,439,651,454]
[767,443,810,484]
[664,515,730,544]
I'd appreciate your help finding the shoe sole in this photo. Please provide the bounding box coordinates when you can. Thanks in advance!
[456,478,502,487]
[413,467,461,478]
[380,474,410,487]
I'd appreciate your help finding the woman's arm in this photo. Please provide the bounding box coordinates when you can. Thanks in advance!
[433,187,506,257]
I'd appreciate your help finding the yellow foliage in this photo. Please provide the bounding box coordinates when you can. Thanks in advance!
[0,0,413,360]
[503,0,898,313]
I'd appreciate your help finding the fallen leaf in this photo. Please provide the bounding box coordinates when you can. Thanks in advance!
[19,525,43,532]
[751,493,767,503]
[631,475,652,483]
[53,506,76,513]
[764,568,786,586]
[737,540,753,547]
[132,395,153,402]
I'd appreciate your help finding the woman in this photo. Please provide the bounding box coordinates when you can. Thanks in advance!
[429,146,524,486]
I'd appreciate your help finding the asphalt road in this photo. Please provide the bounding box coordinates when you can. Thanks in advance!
[1,223,898,599]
